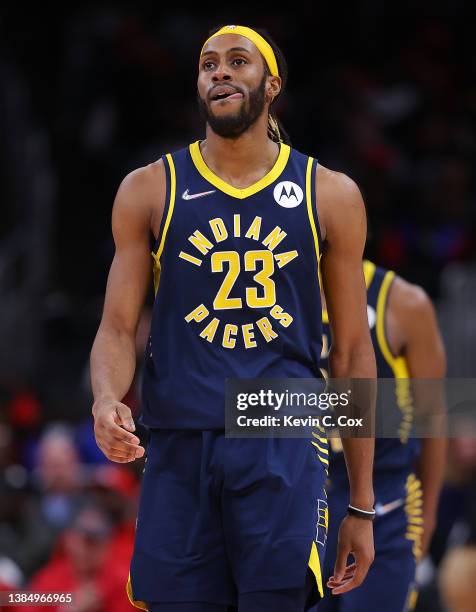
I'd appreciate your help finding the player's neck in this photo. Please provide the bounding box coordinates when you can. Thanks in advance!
[201,120,280,189]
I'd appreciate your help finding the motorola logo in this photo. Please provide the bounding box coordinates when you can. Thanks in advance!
[273,181,304,208]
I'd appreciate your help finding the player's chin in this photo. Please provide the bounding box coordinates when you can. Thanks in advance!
[209,98,245,115]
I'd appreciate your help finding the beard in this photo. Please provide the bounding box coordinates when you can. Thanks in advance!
[197,74,267,139]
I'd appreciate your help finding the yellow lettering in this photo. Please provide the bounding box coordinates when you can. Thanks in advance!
[234,214,241,237]
[222,323,238,349]
[270,304,294,328]
[209,218,228,243]
[185,304,209,323]
[274,250,298,268]
[262,226,287,251]
[179,251,202,266]
[245,216,262,241]
[256,317,278,342]
[242,323,257,348]
[189,230,213,255]
[211,251,242,310]
[200,317,220,342]
[244,250,276,308]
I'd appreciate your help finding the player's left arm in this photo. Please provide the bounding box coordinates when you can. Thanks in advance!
[317,166,377,594]
[388,278,447,557]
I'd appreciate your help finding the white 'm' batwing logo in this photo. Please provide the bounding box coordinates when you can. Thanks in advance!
[273,181,303,208]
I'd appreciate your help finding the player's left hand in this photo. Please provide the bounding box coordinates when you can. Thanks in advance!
[327,515,374,594]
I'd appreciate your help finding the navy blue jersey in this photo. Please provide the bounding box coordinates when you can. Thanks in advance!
[140,141,323,429]
[321,260,421,497]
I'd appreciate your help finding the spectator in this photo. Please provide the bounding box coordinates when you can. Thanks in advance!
[32,424,86,530]
[88,464,140,571]
[20,502,133,612]
[0,425,89,578]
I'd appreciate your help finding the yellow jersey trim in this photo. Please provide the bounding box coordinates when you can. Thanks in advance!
[309,541,324,598]
[312,432,328,445]
[407,588,419,611]
[152,153,176,295]
[126,574,148,611]
[322,260,376,325]
[306,157,321,273]
[155,153,176,260]
[363,259,376,288]
[375,271,412,437]
[312,442,329,455]
[376,270,409,378]
[404,474,423,561]
[189,140,290,200]
[126,544,325,607]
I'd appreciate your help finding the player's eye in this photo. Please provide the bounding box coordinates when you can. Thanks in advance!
[203,61,215,71]
[231,58,247,67]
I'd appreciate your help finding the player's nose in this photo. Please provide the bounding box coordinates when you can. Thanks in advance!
[212,64,232,82]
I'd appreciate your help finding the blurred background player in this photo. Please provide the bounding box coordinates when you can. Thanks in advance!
[318,260,447,612]
[438,545,476,612]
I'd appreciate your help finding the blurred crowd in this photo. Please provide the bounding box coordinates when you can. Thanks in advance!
[1,4,476,612]
[1,374,476,611]
[0,418,143,611]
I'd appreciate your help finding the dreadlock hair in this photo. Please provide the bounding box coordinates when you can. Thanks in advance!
[207,25,291,145]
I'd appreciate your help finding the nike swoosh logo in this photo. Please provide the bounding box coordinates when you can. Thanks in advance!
[374,498,404,516]
[182,189,216,200]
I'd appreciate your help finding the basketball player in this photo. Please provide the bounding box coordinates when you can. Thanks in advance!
[318,260,447,612]
[90,25,377,611]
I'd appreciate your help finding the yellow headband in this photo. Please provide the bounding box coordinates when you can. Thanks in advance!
[200,25,279,78]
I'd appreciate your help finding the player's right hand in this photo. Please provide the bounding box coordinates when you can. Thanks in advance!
[93,398,145,463]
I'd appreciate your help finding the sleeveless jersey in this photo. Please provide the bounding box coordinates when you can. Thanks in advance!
[320,260,421,497]
[141,141,324,429]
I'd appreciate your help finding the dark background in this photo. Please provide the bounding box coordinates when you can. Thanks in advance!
[0,4,475,611]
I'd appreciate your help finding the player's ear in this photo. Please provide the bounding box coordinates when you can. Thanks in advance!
[266,75,281,103]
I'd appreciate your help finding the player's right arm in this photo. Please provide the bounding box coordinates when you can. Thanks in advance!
[90,160,165,463]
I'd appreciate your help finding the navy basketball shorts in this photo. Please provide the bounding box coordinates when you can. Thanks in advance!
[127,429,329,609]
[316,473,422,612]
